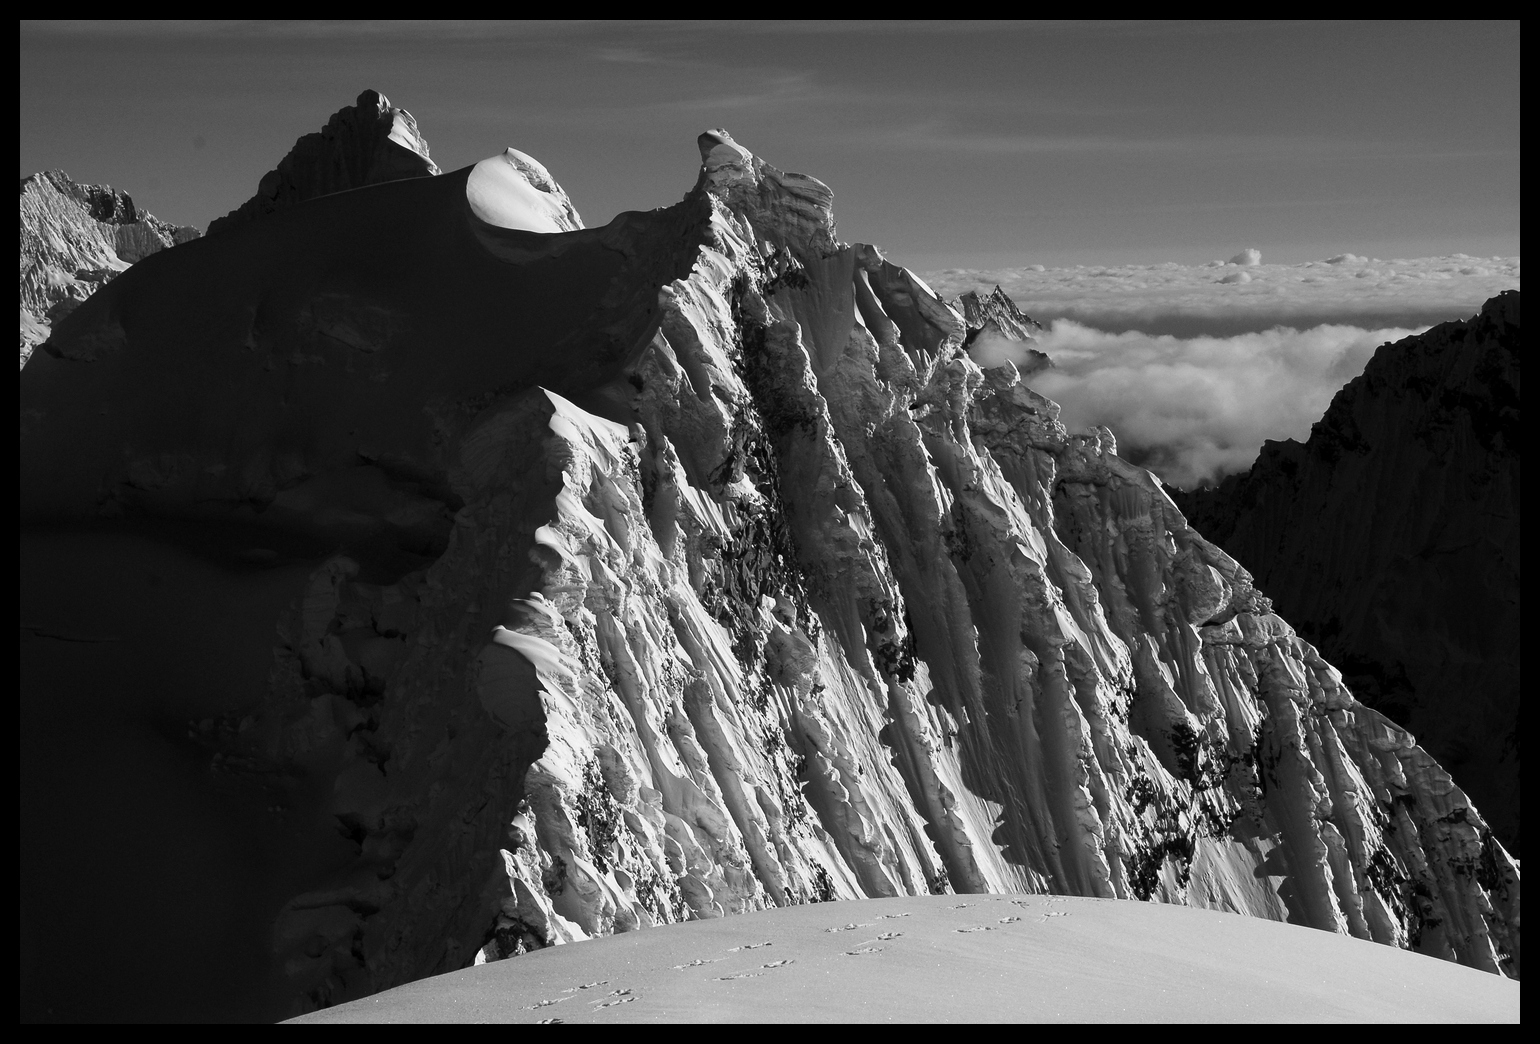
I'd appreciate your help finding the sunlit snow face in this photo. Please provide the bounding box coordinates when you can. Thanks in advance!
[466,150,581,233]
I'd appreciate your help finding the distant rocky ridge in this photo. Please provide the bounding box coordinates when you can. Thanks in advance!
[21,103,1520,1021]
[1175,292,1521,855]
[206,89,439,236]
[959,284,1045,347]
[18,170,198,367]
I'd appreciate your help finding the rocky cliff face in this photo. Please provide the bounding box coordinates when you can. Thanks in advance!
[1176,294,1520,855]
[207,89,439,237]
[20,122,1519,1020]
[19,170,198,367]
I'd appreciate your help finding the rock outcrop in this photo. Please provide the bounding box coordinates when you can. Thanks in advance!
[1175,293,1521,855]
[18,170,198,367]
[206,89,439,237]
[20,121,1519,1021]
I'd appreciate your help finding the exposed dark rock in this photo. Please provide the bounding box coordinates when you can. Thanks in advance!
[1175,291,1520,853]
[206,89,439,236]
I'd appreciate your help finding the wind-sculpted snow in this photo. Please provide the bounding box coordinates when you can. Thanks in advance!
[467,149,585,233]
[18,123,1518,1019]
[18,170,198,367]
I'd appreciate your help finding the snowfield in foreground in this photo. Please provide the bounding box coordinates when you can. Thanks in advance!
[294,894,1519,1024]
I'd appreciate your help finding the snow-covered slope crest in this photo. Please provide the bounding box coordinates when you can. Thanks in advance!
[207,89,440,236]
[18,170,198,367]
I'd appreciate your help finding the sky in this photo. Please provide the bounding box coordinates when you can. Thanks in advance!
[19,20,1520,270]
[18,20,1521,488]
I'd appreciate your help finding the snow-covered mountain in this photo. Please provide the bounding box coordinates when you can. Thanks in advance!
[19,170,198,367]
[1175,293,1521,856]
[19,106,1519,1020]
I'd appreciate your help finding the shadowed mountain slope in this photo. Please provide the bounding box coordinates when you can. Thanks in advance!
[1175,292,1520,855]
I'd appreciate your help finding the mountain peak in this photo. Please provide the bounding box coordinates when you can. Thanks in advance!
[19,169,198,366]
[207,88,440,236]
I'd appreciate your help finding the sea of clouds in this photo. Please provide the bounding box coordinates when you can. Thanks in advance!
[925,252,1519,489]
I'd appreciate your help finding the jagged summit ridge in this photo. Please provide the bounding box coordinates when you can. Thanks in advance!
[207,89,440,236]
[18,169,198,367]
[19,118,1520,1018]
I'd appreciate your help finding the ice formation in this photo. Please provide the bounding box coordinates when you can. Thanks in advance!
[20,122,1519,1018]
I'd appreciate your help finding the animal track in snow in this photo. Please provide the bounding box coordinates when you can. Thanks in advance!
[726,941,772,951]
[713,971,764,981]
[955,925,996,933]
[761,959,793,968]
[998,916,1022,924]
[875,932,903,941]
[823,923,871,933]
[844,946,882,955]
[594,994,636,1008]
[536,1018,563,1025]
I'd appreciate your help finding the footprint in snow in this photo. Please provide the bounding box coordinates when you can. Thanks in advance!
[761,959,793,969]
[845,946,883,955]
[726,941,772,951]
[823,923,868,933]
[955,925,995,933]
[525,998,571,1010]
[594,995,636,1008]
[713,972,764,981]
[672,958,723,969]
[562,981,609,993]
[998,916,1022,924]
[875,931,903,941]
[536,1018,564,1025]
[950,903,973,909]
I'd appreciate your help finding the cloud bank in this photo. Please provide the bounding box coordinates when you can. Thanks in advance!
[997,319,1429,490]
[934,251,1519,488]
[925,253,1520,337]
